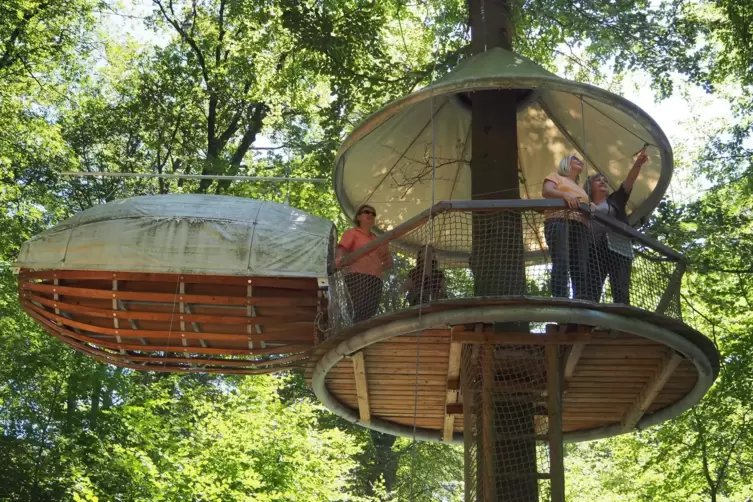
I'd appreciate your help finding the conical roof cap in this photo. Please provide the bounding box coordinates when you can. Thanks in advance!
[334,48,672,247]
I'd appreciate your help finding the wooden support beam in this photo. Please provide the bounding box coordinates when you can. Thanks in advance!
[46,276,82,338]
[443,341,463,441]
[246,281,266,349]
[546,345,565,502]
[315,289,326,344]
[352,351,371,424]
[621,350,683,431]
[20,270,321,290]
[179,280,188,356]
[479,324,497,502]
[28,292,312,327]
[564,343,586,380]
[113,278,125,355]
[183,304,208,348]
[47,276,83,338]
[53,277,60,315]
[117,300,146,344]
[446,403,463,415]
[454,330,590,345]
[22,281,319,307]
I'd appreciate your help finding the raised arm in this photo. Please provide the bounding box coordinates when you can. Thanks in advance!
[623,150,649,193]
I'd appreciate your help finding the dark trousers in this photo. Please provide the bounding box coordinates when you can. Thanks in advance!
[344,273,383,323]
[587,238,632,304]
[544,218,590,300]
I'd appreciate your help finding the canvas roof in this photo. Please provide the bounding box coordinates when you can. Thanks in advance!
[334,48,673,252]
[15,194,335,278]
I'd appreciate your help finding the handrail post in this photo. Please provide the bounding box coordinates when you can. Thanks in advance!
[656,262,686,316]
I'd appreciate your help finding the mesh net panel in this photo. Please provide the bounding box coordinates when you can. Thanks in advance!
[329,208,683,333]
[329,204,681,502]
[461,342,563,502]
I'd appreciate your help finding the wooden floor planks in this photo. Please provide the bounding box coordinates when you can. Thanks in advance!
[315,324,698,436]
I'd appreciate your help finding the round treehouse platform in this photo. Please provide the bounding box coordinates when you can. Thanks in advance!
[306,200,718,440]
[305,48,720,501]
[15,195,335,374]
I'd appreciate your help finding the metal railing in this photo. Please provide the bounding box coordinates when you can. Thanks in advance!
[327,200,685,334]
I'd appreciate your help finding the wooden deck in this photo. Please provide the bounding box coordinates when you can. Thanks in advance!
[19,269,325,374]
[305,323,701,439]
[19,269,714,438]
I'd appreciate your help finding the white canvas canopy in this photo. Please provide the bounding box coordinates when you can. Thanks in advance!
[15,195,336,278]
[334,48,673,246]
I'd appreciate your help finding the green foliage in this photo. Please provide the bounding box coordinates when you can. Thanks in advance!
[73,375,361,501]
[0,0,98,82]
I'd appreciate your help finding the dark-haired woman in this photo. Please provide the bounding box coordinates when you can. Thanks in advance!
[583,150,648,304]
[400,245,447,306]
[336,204,393,322]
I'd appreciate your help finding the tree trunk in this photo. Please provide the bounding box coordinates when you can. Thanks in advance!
[102,367,123,411]
[468,1,538,500]
[88,365,105,430]
[363,431,399,496]
[64,370,77,434]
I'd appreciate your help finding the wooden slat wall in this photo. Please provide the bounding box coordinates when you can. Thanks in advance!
[320,326,699,436]
[19,270,321,373]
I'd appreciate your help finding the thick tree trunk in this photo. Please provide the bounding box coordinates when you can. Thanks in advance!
[468,0,524,296]
[468,1,538,501]
[88,365,105,430]
[363,431,399,496]
[64,371,77,434]
[102,367,123,411]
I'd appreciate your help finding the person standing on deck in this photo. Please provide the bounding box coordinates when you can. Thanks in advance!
[336,204,393,322]
[542,154,591,300]
[583,149,649,304]
[400,244,447,306]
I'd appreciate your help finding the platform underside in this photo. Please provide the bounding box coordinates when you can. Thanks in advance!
[19,269,324,373]
[305,298,718,442]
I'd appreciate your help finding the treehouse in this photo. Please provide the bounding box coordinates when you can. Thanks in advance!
[14,46,720,502]
[304,48,720,501]
[15,194,335,374]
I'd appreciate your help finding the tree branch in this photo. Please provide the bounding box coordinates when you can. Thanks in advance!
[215,0,226,66]
[153,0,211,89]
[0,1,53,71]
[714,411,750,494]
[693,409,717,499]
[217,81,252,147]
[153,0,217,149]
[230,103,267,166]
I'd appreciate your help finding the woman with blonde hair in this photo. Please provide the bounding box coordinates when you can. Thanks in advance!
[335,204,393,322]
[541,154,590,299]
